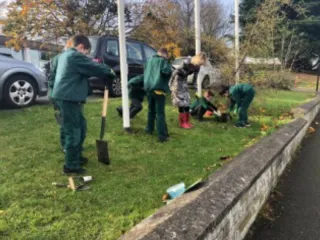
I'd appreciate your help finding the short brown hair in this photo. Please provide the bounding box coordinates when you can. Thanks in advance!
[205,90,214,97]
[71,34,91,50]
[157,48,168,58]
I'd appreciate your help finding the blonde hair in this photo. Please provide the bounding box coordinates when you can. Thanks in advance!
[191,52,207,66]
[63,38,74,51]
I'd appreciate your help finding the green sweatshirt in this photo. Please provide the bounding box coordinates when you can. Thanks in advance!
[143,55,172,93]
[52,48,115,102]
[229,84,255,110]
[128,75,145,102]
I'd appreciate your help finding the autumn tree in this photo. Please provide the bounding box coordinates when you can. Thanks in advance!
[130,0,182,59]
[3,0,132,47]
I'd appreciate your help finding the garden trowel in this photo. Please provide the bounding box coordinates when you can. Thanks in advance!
[96,87,110,164]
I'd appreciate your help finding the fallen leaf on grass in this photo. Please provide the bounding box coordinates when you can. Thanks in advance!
[220,156,232,161]
[162,194,169,201]
[261,124,270,132]
[308,127,316,134]
[205,163,223,171]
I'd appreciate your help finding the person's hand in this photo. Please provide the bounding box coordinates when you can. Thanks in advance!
[213,110,222,117]
[233,108,238,115]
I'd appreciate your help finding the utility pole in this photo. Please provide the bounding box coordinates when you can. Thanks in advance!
[195,0,202,96]
[117,0,130,130]
[234,0,240,85]
[316,62,320,93]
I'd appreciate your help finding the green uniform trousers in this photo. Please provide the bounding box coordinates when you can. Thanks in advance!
[53,100,65,150]
[237,88,255,125]
[55,100,87,169]
[146,92,168,140]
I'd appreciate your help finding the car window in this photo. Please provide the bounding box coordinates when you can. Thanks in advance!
[172,58,186,66]
[143,45,156,60]
[106,40,119,57]
[127,42,143,61]
[88,36,99,56]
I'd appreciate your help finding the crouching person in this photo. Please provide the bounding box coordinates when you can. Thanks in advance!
[190,90,218,121]
[116,75,144,119]
[52,35,116,174]
[219,84,255,128]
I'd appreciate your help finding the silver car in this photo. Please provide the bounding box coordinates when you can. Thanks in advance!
[0,55,48,107]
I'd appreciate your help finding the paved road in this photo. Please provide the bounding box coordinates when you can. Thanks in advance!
[246,115,320,240]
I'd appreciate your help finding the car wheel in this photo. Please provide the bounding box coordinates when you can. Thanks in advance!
[202,76,210,89]
[3,75,37,108]
[108,75,122,97]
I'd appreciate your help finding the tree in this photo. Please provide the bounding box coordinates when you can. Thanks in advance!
[240,0,320,70]
[130,0,183,57]
[3,0,132,47]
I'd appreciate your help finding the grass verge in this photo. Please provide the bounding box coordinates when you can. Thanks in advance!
[0,89,314,240]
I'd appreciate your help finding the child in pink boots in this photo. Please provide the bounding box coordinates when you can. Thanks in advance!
[169,53,207,129]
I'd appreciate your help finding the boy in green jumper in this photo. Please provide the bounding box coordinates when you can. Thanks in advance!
[52,35,116,174]
[48,39,74,152]
[116,74,145,119]
[143,48,172,142]
[219,84,255,128]
[190,90,219,121]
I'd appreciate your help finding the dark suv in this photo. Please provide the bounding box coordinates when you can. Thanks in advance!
[88,36,157,97]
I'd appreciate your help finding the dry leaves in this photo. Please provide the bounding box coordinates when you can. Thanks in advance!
[308,127,316,134]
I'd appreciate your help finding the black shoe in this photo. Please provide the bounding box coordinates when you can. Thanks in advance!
[80,157,88,166]
[235,123,246,128]
[245,122,251,127]
[159,137,168,143]
[63,165,86,174]
[145,130,153,135]
[116,107,123,117]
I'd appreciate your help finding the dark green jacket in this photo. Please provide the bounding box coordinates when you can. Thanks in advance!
[143,55,172,93]
[229,84,255,110]
[190,96,217,111]
[129,75,145,102]
[52,48,115,102]
[48,54,60,99]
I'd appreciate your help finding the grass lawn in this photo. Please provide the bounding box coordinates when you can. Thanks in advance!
[294,72,318,89]
[0,89,314,240]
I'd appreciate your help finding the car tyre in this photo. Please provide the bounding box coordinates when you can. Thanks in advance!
[3,75,37,108]
[202,75,210,89]
[108,75,122,97]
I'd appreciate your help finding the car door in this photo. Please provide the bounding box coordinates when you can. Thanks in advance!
[103,39,120,70]
[126,41,144,79]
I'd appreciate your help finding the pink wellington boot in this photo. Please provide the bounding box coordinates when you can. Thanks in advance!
[179,113,191,129]
[185,112,194,128]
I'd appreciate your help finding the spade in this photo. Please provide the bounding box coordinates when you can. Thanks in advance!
[96,87,110,164]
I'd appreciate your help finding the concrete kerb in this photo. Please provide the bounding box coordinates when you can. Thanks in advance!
[120,96,320,240]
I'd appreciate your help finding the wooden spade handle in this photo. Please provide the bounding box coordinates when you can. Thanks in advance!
[102,88,109,117]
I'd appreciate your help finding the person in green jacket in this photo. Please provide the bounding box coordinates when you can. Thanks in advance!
[219,84,255,128]
[116,74,145,119]
[52,35,116,174]
[190,90,219,121]
[144,48,172,142]
[48,39,74,152]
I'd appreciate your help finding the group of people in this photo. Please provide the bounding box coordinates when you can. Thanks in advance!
[48,34,255,174]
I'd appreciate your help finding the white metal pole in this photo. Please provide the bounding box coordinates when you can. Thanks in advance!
[195,0,202,96]
[234,0,240,85]
[117,0,130,130]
